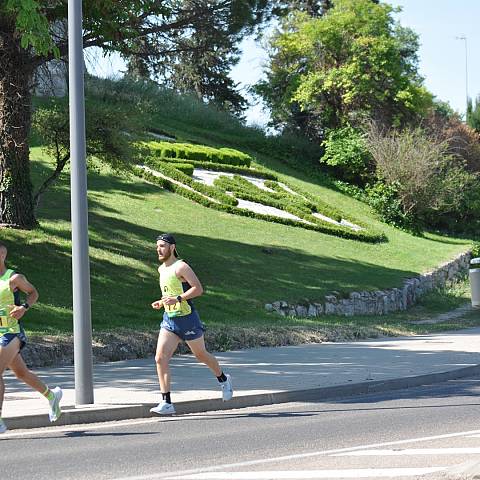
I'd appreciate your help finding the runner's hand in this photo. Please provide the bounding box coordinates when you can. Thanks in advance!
[8,304,27,320]
[162,296,178,306]
[151,300,164,310]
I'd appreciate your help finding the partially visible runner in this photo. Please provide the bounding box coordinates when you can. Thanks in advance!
[0,241,62,433]
[150,233,233,415]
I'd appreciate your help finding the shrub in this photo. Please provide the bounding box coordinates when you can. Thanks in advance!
[170,162,194,176]
[321,126,372,184]
[144,141,252,167]
[366,181,420,233]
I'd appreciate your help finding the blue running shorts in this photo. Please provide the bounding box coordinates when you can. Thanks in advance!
[0,327,27,351]
[161,309,205,341]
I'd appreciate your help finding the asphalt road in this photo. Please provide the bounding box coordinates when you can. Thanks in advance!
[4,377,480,480]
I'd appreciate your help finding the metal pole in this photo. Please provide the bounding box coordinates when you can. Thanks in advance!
[456,35,469,115]
[68,0,94,405]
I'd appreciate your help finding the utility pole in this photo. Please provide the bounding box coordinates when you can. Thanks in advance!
[68,0,94,405]
[455,35,469,117]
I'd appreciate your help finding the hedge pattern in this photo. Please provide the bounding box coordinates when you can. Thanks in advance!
[144,140,252,167]
[135,165,386,243]
[157,157,278,179]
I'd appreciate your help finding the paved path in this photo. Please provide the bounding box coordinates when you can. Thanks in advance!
[3,326,480,430]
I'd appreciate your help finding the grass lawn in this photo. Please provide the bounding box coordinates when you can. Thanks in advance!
[0,138,471,337]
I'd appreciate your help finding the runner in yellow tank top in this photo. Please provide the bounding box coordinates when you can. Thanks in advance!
[0,241,63,434]
[150,233,233,415]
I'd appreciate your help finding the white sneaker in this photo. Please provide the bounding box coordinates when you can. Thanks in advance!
[221,374,233,401]
[150,401,175,415]
[48,386,63,422]
[0,419,7,434]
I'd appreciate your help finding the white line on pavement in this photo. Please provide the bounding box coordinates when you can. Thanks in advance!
[333,447,480,456]
[0,417,162,438]
[163,467,447,479]
[110,428,480,480]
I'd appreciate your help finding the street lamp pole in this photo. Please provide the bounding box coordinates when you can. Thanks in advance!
[68,0,94,405]
[455,35,469,116]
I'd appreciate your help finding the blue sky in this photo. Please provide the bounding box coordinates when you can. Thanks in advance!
[87,0,479,125]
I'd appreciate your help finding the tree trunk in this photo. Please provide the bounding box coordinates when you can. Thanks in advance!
[0,16,37,229]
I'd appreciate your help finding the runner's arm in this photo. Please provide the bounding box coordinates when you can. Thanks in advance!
[9,273,39,320]
[176,262,203,301]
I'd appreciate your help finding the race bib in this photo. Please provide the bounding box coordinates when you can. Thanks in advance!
[164,299,192,318]
[0,307,20,335]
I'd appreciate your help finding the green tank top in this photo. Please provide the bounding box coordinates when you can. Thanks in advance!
[159,260,192,318]
[0,269,20,335]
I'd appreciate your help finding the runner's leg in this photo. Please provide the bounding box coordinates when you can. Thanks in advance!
[186,335,222,377]
[0,337,21,417]
[9,354,47,393]
[155,329,180,394]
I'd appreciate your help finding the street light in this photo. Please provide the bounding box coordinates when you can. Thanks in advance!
[68,0,94,405]
[455,35,469,116]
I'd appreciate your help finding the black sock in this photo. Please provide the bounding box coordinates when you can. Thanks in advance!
[162,392,171,404]
[217,372,227,383]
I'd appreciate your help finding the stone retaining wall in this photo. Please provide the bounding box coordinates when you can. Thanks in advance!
[265,251,471,318]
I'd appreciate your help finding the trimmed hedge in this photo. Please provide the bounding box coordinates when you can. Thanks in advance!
[169,162,194,176]
[143,158,238,206]
[157,157,278,180]
[134,166,386,243]
[144,140,252,167]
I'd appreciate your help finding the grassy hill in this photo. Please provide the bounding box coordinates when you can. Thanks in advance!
[3,79,471,336]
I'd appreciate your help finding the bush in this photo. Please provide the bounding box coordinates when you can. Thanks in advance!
[170,162,194,176]
[366,181,420,233]
[144,141,252,167]
[321,126,372,184]
[365,122,480,233]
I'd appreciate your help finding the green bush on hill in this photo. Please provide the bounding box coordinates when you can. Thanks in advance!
[145,140,252,167]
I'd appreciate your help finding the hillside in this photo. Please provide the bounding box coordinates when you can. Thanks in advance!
[3,80,471,336]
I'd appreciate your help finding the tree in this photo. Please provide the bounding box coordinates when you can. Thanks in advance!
[0,0,268,228]
[467,96,480,132]
[124,1,263,115]
[255,0,432,140]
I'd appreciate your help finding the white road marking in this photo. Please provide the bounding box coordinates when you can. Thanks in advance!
[164,467,447,479]
[333,447,480,456]
[0,417,162,438]
[110,428,480,480]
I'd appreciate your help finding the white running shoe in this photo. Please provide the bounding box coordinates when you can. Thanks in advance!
[221,374,233,401]
[150,401,175,415]
[0,419,7,434]
[48,386,63,422]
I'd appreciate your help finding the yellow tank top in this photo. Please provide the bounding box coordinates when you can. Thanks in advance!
[159,260,192,318]
[0,269,20,335]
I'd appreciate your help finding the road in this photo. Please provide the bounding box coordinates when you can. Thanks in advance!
[3,376,480,479]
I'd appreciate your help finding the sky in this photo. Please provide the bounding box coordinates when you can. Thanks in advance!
[86,0,480,126]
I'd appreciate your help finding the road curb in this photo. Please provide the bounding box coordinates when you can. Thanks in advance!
[6,362,480,431]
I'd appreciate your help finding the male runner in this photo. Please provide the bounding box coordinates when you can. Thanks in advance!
[0,241,62,433]
[150,233,233,415]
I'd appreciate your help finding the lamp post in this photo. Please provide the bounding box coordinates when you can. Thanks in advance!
[68,0,94,405]
[455,35,469,116]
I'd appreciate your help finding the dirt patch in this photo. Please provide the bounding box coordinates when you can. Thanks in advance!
[21,325,383,368]
[410,303,474,325]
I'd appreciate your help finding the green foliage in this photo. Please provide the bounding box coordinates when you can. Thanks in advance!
[168,162,194,176]
[4,0,59,56]
[471,242,480,259]
[135,165,386,243]
[31,93,143,208]
[365,123,480,234]
[321,126,372,184]
[144,140,252,167]
[142,158,238,206]
[467,96,480,132]
[366,181,420,233]
[256,0,433,138]
[158,157,278,179]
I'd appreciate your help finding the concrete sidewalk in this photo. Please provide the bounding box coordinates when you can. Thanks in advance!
[4,326,480,430]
